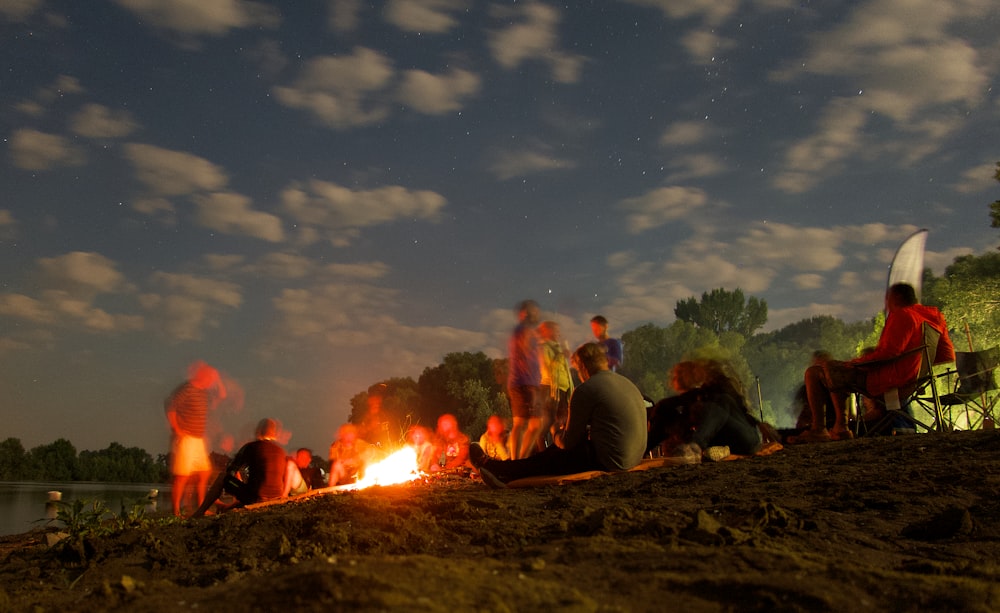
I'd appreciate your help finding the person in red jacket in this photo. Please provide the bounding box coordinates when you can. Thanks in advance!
[790,283,954,443]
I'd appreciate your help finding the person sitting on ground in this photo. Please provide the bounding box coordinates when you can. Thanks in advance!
[220,418,287,509]
[282,447,318,497]
[789,282,954,444]
[406,425,436,473]
[479,414,511,461]
[430,413,470,473]
[328,423,375,486]
[470,342,647,488]
[647,359,765,462]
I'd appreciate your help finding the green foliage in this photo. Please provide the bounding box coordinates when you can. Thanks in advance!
[416,352,505,433]
[924,251,1000,351]
[0,437,28,480]
[619,320,722,400]
[990,161,1000,229]
[77,442,164,483]
[674,287,768,337]
[28,439,79,481]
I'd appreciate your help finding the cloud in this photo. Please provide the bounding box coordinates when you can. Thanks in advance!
[114,0,280,36]
[9,128,85,171]
[771,0,994,192]
[131,197,177,225]
[141,271,243,340]
[0,252,143,333]
[681,28,736,64]
[0,209,15,239]
[123,143,228,196]
[397,67,481,115]
[0,0,43,20]
[385,0,463,33]
[953,161,1000,194]
[664,153,726,182]
[192,192,285,242]
[736,222,844,271]
[328,0,361,33]
[488,2,584,84]
[488,147,577,180]
[280,179,446,246]
[618,186,709,233]
[619,0,740,26]
[273,47,394,129]
[69,103,139,138]
[659,120,712,147]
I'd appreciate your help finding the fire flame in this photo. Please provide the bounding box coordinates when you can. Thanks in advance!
[346,447,421,490]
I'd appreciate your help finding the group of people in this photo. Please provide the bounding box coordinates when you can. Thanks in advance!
[166,283,949,509]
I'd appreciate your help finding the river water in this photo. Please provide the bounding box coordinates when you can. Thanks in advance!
[0,481,168,537]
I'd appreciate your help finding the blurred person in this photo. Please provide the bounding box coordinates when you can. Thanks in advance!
[164,360,227,517]
[470,343,647,487]
[590,315,623,371]
[282,447,320,497]
[328,423,375,486]
[479,415,511,461]
[360,383,393,450]
[430,413,470,472]
[508,299,543,459]
[219,418,287,509]
[538,320,574,448]
[406,425,436,473]
[647,359,765,462]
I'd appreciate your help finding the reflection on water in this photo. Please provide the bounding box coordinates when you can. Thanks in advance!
[0,481,168,537]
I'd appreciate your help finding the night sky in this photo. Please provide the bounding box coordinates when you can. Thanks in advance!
[2,0,998,456]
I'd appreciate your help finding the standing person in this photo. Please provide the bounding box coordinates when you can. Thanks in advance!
[164,361,227,517]
[507,299,543,459]
[470,342,647,487]
[789,283,954,444]
[538,320,574,448]
[359,383,392,451]
[590,315,623,371]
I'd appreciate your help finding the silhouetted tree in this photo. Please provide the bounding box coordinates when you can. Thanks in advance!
[0,438,28,480]
[674,287,768,337]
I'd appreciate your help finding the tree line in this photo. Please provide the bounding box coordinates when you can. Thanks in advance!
[349,178,1000,438]
[0,438,169,483]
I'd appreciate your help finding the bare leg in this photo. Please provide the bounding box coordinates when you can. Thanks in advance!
[172,474,189,516]
[804,364,830,433]
[509,416,527,460]
[194,470,209,509]
[520,417,542,459]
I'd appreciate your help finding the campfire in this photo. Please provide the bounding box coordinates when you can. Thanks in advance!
[341,447,422,490]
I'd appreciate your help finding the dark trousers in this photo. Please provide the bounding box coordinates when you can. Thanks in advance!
[484,441,601,482]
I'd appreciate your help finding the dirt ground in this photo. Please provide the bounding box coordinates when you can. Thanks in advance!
[2,430,1000,612]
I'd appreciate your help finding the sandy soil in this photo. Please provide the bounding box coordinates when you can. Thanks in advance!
[2,430,1000,612]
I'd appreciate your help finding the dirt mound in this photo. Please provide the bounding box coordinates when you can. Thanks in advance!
[3,431,1000,612]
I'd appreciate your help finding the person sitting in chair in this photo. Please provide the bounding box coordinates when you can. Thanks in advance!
[790,283,954,444]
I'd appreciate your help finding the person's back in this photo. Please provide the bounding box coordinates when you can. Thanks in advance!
[237,439,286,502]
[565,369,647,471]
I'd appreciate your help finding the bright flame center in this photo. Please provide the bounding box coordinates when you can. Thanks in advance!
[349,447,421,490]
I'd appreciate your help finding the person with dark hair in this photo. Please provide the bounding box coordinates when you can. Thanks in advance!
[470,342,647,488]
[590,314,623,371]
[647,359,764,462]
[789,283,954,444]
[221,418,287,507]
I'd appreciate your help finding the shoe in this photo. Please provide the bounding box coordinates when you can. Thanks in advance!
[469,443,488,469]
[477,465,507,489]
[830,428,854,441]
[705,446,730,462]
[786,429,832,444]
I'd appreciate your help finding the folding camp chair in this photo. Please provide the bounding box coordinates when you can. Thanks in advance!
[856,322,948,436]
[938,346,999,430]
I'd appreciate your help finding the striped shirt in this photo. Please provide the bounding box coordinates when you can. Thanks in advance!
[166,382,208,437]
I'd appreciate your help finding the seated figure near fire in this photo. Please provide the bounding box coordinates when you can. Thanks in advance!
[220,418,287,508]
[430,413,470,472]
[328,423,375,486]
[478,415,510,461]
[282,447,320,497]
[406,425,436,473]
[470,342,647,488]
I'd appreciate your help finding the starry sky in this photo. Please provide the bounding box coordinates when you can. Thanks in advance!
[2,0,998,457]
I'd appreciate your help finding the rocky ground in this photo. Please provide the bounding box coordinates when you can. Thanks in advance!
[2,430,1000,612]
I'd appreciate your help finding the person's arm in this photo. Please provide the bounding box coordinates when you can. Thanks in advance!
[444,438,470,469]
[851,311,915,364]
